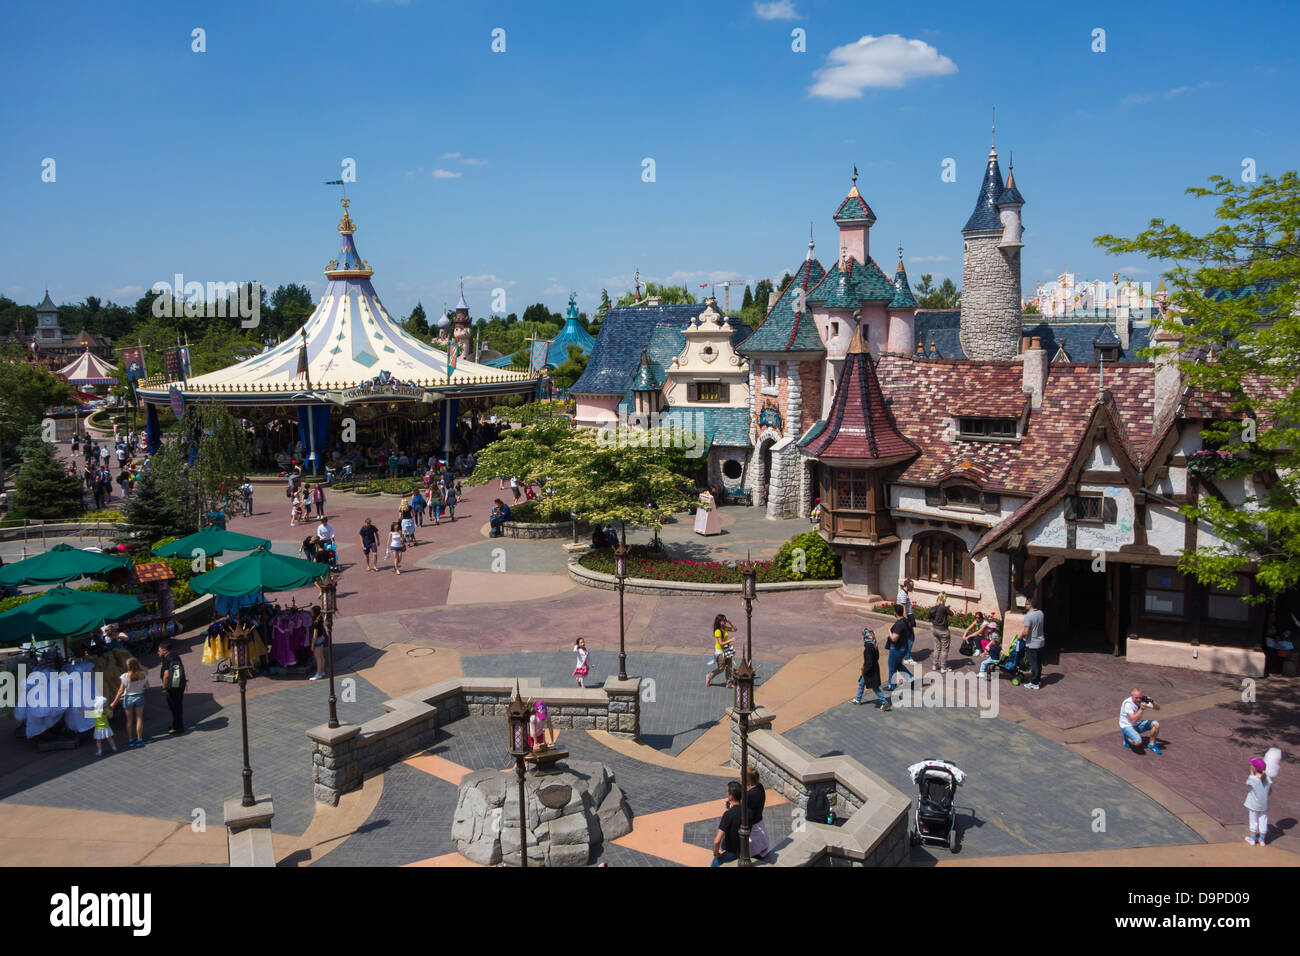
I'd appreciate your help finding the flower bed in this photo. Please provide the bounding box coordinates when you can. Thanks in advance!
[580,547,794,585]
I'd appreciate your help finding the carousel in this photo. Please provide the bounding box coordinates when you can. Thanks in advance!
[135,200,540,472]
[58,347,119,392]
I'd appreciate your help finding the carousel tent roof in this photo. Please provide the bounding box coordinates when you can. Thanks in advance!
[137,201,537,399]
[58,348,118,386]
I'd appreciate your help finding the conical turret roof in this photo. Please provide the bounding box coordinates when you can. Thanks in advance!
[806,326,918,463]
[963,147,1006,233]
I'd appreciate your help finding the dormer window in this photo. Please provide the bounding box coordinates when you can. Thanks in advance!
[692,382,728,403]
[958,417,1018,440]
[1095,345,1120,362]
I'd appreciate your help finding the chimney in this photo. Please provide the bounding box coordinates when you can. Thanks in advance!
[1020,335,1030,355]
[1152,321,1185,425]
[1022,335,1048,409]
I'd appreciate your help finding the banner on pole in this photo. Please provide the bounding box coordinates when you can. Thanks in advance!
[122,347,145,382]
[529,339,551,374]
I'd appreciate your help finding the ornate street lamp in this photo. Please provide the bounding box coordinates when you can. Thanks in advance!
[506,685,531,868]
[319,570,340,729]
[223,624,258,808]
[733,660,757,867]
[614,542,629,681]
[738,553,758,661]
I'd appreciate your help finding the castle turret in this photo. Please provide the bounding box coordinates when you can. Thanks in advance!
[833,166,876,264]
[959,137,1023,361]
[887,244,917,354]
[453,279,472,349]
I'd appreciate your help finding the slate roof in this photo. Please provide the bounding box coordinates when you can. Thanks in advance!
[572,303,750,397]
[912,311,1155,363]
[962,151,1006,233]
[806,329,917,462]
[806,256,896,306]
[873,356,1157,494]
[737,257,826,353]
[833,186,876,223]
[666,405,752,448]
[998,167,1025,206]
[546,317,596,368]
[806,262,859,308]
[914,310,962,359]
[631,351,665,391]
[890,260,918,310]
[37,290,57,313]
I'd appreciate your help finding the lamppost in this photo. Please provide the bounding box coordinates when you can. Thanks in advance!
[734,660,756,867]
[738,554,757,661]
[226,625,257,808]
[614,542,629,681]
[319,569,340,729]
[506,685,530,868]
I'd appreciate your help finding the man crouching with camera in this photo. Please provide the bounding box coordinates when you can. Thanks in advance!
[1119,687,1163,754]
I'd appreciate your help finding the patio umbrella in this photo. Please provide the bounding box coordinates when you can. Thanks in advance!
[187,546,327,597]
[0,543,132,588]
[0,586,143,645]
[151,526,271,559]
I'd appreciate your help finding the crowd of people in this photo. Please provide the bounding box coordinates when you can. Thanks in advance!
[72,428,149,510]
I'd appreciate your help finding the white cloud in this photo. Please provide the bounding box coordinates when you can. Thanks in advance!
[432,169,462,179]
[1122,80,1211,108]
[809,34,957,99]
[907,255,949,263]
[461,157,488,166]
[542,284,568,296]
[442,152,462,160]
[754,0,800,20]
[460,274,514,287]
[111,285,144,299]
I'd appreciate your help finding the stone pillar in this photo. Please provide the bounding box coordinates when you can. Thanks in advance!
[307,723,362,806]
[603,677,641,738]
[224,797,276,867]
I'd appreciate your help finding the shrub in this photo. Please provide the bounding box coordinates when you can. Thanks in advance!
[875,601,979,631]
[771,530,841,581]
[82,509,124,523]
[0,592,39,613]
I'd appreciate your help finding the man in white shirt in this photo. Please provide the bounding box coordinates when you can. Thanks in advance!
[1119,687,1162,754]
[316,519,335,546]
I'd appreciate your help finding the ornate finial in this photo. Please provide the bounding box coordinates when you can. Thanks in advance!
[991,108,996,148]
[338,197,356,234]
[916,337,924,356]
[897,241,904,269]
[806,222,815,261]
[852,164,858,185]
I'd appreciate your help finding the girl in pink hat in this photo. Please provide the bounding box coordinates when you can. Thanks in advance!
[1244,757,1273,846]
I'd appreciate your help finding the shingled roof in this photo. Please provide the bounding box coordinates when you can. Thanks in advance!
[806,256,896,306]
[806,327,917,463]
[963,149,1006,233]
[738,257,826,354]
[873,356,1157,494]
[572,303,749,397]
[914,311,1155,363]
[833,184,876,224]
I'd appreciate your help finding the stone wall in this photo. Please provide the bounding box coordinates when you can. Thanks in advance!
[728,706,910,866]
[307,676,643,806]
[500,519,589,540]
[960,232,1022,360]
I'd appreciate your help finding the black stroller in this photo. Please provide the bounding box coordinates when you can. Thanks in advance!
[907,759,966,853]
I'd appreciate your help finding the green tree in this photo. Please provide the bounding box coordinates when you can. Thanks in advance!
[1023,300,1041,314]
[615,282,696,306]
[915,274,936,300]
[174,403,253,524]
[118,445,193,544]
[1095,170,1300,602]
[11,426,84,519]
[550,345,590,390]
[403,302,431,342]
[741,285,754,311]
[0,362,74,452]
[778,272,794,293]
[597,289,612,318]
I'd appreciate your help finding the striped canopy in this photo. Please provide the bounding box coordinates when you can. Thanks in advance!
[58,349,118,386]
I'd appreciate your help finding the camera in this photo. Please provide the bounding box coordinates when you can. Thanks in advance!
[1140,696,1153,705]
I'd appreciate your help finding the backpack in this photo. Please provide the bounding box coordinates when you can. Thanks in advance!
[806,785,832,824]
[958,636,977,656]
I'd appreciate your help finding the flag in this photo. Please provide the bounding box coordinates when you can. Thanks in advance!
[529,339,551,374]
[178,345,192,379]
[164,348,183,380]
[324,180,344,185]
[296,342,309,378]
[122,347,145,382]
[448,342,460,376]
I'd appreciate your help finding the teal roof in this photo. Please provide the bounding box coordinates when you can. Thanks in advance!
[806,257,896,307]
[484,353,517,368]
[546,317,596,367]
[890,261,918,310]
[833,190,875,224]
[737,258,826,354]
[631,353,665,391]
[850,258,897,301]
[806,263,859,308]
[664,405,752,448]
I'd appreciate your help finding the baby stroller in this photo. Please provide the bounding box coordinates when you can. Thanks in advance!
[907,759,966,853]
[321,539,340,569]
[994,637,1028,685]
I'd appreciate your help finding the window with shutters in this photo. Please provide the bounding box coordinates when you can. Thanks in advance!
[692,382,728,403]
[907,533,973,588]
[958,417,1018,440]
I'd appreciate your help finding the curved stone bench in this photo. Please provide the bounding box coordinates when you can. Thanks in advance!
[567,558,842,597]
[500,519,590,540]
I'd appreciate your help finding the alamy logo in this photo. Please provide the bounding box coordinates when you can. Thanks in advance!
[0,665,104,711]
[151,275,261,327]
[891,664,999,718]
[49,886,151,936]
[595,408,707,458]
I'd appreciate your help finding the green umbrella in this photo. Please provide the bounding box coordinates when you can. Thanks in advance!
[151,526,271,559]
[0,586,143,645]
[0,543,132,588]
[188,546,328,597]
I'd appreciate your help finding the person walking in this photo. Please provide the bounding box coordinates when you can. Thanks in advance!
[386,521,406,573]
[240,480,253,516]
[573,637,591,688]
[410,490,425,527]
[429,483,444,527]
[897,579,917,665]
[510,476,522,503]
[706,613,737,688]
[883,605,914,691]
[1020,596,1046,689]
[109,657,149,748]
[444,484,458,522]
[850,627,891,710]
[158,639,186,734]
[359,518,380,571]
[1244,757,1274,846]
[930,592,953,673]
[88,696,117,756]
[311,483,326,520]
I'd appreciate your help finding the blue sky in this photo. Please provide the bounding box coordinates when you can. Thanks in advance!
[4,0,1297,321]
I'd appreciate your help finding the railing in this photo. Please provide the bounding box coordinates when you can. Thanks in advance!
[0,519,123,557]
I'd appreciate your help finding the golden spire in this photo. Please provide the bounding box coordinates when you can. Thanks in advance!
[338,197,356,235]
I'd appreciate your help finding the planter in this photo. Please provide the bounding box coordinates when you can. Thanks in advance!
[500,519,589,540]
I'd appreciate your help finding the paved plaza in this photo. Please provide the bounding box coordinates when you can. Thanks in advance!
[1,468,1296,867]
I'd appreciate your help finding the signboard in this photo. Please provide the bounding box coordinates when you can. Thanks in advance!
[758,402,783,433]
[168,385,185,420]
[337,383,432,405]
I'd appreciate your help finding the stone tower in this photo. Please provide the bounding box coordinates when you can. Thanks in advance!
[959,142,1024,360]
